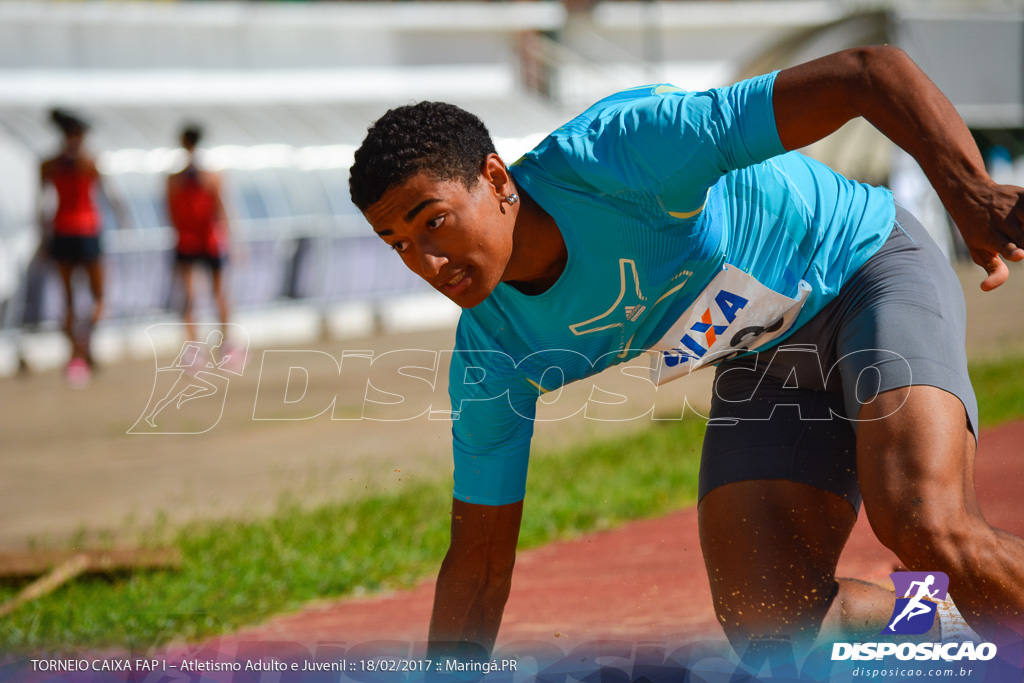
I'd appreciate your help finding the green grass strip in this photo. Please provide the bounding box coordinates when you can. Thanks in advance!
[970,355,1024,429]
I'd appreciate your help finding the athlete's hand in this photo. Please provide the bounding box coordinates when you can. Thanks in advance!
[949,181,1024,291]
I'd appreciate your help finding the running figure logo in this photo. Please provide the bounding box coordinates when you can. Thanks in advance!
[883,571,950,635]
[129,324,249,434]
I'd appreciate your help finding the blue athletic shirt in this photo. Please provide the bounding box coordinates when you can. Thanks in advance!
[448,72,895,505]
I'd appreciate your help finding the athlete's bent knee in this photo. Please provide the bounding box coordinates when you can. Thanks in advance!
[870,505,980,570]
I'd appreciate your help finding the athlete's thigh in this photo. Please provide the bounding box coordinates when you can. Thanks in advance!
[176,261,196,296]
[855,385,979,547]
[57,260,75,293]
[699,478,856,638]
[209,261,225,293]
[699,366,860,637]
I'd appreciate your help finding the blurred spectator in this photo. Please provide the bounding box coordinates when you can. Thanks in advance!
[166,124,233,347]
[38,109,105,387]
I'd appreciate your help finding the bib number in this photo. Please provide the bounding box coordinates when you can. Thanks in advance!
[650,264,811,385]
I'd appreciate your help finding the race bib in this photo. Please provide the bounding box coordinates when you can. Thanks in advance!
[650,264,811,385]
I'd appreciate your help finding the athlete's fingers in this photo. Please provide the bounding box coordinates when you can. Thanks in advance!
[999,213,1024,251]
[977,253,1008,291]
[1001,243,1024,262]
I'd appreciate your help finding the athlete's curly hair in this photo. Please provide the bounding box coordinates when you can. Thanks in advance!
[349,101,496,211]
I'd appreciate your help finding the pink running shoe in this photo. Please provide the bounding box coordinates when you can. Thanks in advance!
[66,357,91,388]
[219,343,248,374]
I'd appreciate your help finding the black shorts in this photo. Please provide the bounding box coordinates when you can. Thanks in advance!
[698,205,978,511]
[49,235,101,264]
[175,251,225,271]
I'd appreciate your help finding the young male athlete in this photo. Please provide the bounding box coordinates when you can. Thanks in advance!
[349,46,1024,658]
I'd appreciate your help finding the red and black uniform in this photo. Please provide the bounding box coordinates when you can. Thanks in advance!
[48,156,101,263]
[168,166,227,269]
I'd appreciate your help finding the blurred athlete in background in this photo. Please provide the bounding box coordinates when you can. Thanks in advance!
[166,124,233,355]
[39,109,105,387]
[350,45,1024,663]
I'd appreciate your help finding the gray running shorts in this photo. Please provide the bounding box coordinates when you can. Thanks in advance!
[698,205,979,511]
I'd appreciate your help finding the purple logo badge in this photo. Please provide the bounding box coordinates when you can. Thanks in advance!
[882,571,949,635]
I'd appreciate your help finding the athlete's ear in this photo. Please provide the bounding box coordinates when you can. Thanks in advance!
[481,153,513,200]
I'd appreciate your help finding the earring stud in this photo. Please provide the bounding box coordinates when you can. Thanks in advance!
[505,194,519,206]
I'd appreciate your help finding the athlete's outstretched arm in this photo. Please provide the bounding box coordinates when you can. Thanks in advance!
[427,498,523,660]
[772,45,1024,290]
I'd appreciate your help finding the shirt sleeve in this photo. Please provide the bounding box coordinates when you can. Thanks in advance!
[557,72,786,217]
[448,316,539,506]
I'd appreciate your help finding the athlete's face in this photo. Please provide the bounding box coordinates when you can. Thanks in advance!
[64,131,84,154]
[365,160,516,309]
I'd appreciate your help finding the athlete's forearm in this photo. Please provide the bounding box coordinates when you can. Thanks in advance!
[841,47,991,224]
[427,498,523,660]
[427,550,512,658]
